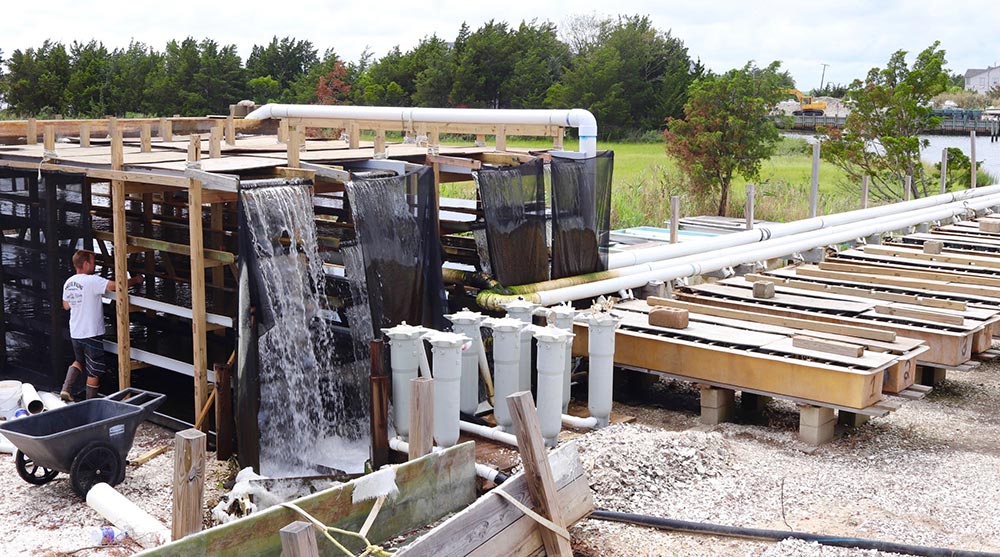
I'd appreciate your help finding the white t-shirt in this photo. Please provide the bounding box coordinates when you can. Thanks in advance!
[63,273,109,339]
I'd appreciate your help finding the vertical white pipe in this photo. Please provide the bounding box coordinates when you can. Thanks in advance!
[904,175,912,201]
[861,176,869,210]
[426,332,469,448]
[546,305,578,414]
[445,309,485,416]
[745,183,755,230]
[503,299,539,392]
[533,326,574,448]
[971,131,978,189]
[486,317,526,431]
[583,312,621,428]
[670,196,680,244]
[940,148,948,194]
[382,323,427,441]
[810,141,820,218]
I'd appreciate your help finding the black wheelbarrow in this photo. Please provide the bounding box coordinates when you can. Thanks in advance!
[0,388,165,497]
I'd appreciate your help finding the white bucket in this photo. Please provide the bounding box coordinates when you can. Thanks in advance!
[0,380,23,414]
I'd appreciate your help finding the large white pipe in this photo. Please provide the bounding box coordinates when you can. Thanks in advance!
[37,391,67,411]
[545,305,578,414]
[388,437,508,482]
[427,332,470,448]
[608,183,1000,269]
[86,483,171,548]
[503,299,539,392]
[583,312,621,428]
[382,322,428,441]
[445,309,486,416]
[20,383,43,415]
[458,420,519,447]
[246,104,599,156]
[486,317,526,432]
[533,192,1000,306]
[534,326,574,448]
[562,414,598,429]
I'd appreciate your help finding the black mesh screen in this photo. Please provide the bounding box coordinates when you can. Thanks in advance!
[550,151,613,279]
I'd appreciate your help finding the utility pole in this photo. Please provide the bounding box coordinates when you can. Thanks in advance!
[819,63,830,91]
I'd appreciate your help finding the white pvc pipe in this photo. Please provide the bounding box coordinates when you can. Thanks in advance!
[561,414,598,429]
[382,322,428,441]
[503,299,539,392]
[487,317,526,432]
[533,192,1000,306]
[86,483,171,548]
[246,104,599,156]
[459,420,519,447]
[546,305,578,414]
[445,309,486,416]
[427,332,469,448]
[607,184,1000,269]
[534,326,574,448]
[20,383,43,415]
[37,391,66,411]
[583,312,621,428]
[388,437,507,482]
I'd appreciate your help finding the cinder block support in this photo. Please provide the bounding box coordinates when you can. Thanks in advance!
[740,392,771,415]
[799,405,836,446]
[700,386,735,425]
[838,410,870,428]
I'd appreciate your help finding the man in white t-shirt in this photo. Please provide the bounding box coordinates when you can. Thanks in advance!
[60,250,143,400]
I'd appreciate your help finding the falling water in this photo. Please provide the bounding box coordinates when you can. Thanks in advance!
[241,184,368,476]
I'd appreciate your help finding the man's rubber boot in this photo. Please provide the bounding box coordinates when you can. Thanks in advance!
[61,365,81,401]
[86,385,100,400]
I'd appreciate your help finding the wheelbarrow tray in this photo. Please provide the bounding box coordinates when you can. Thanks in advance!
[0,388,164,474]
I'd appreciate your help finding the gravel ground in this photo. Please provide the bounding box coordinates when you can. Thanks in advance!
[0,419,231,557]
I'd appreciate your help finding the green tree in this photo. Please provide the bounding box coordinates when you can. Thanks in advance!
[821,42,949,201]
[192,39,246,114]
[65,40,110,117]
[246,36,318,97]
[663,61,787,216]
[504,21,570,108]
[248,75,280,104]
[5,40,72,115]
[145,38,203,115]
[106,41,160,116]
[285,49,346,104]
[450,20,517,107]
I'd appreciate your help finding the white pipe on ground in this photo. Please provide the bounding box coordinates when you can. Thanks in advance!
[20,383,43,414]
[245,104,599,156]
[388,437,507,482]
[37,391,66,411]
[561,414,598,429]
[382,322,428,441]
[503,299,539,392]
[458,420,519,447]
[583,312,621,428]
[607,184,1000,269]
[445,309,486,416]
[545,305,579,414]
[86,483,171,548]
[486,317,526,432]
[426,332,470,448]
[534,326,574,448]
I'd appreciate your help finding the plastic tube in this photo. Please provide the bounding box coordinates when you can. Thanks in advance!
[382,322,428,441]
[445,309,486,416]
[561,414,598,429]
[20,383,43,415]
[86,483,171,548]
[458,420,519,447]
[388,437,509,483]
[37,391,67,411]
[427,332,469,448]
[534,326,574,448]
[503,299,539,392]
[583,312,620,428]
[589,510,1000,557]
[486,317,526,431]
[546,305,578,414]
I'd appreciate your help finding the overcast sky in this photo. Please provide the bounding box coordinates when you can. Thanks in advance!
[3,0,998,93]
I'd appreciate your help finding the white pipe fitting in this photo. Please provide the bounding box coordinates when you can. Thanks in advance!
[382,322,428,441]
[545,305,579,414]
[486,317,527,431]
[503,298,539,393]
[582,311,620,428]
[426,332,470,448]
[533,326,575,448]
[445,309,486,416]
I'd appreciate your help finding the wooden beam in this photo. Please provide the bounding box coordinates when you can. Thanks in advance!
[507,391,573,557]
[111,124,132,389]
[287,126,301,168]
[864,244,1000,269]
[745,272,968,311]
[279,522,319,557]
[189,177,209,429]
[91,231,234,264]
[141,123,152,152]
[26,118,37,144]
[425,154,482,169]
[818,260,1000,290]
[408,377,434,460]
[800,265,1000,298]
[792,335,865,358]
[80,122,91,147]
[214,364,234,461]
[172,428,206,541]
[209,125,222,158]
[874,304,965,326]
[43,125,55,152]
[225,114,235,146]
[160,117,173,142]
[132,445,170,467]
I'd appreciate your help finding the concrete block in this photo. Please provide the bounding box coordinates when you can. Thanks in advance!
[980,218,1000,233]
[649,306,689,329]
[799,422,836,446]
[752,281,775,299]
[700,405,733,426]
[838,411,870,428]
[923,240,944,254]
[799,405,835,428]
[700,387,735,409]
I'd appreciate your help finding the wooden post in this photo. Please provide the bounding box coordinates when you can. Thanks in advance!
[429,127,440,154]
[553,127,564,150]
[861,175,869,209]
[214,364,234,461]
[279,521,319,557]
[43,125,55,152]
[80,123,91,147]
[26,118,37,145]
[370,339,390,470]
[409,377,434,460]
[160,118,173,142]
[349,122,360,149]
[189,172,208,428]
[475,134,486,147]
[225,114,236,145]
[209,125,222,158]
[971,131,977,189]
[506,391,573,557]
[287,126,301,168]
[669,196,680,244]
[745,183,754,230]
[278,119,289,144]
[374,129,386,159]
[809,141,820,218]
[141,123,152,152]
[940,148,948,194]
[172,428,207,540]
[111,124,132,389]
[188,134,202,164]
[210,204,225,292]
[496,125,507,152]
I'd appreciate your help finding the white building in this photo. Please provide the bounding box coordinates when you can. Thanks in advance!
[965,66,1000,94]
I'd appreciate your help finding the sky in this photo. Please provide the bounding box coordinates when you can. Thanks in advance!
[2,0,998,93]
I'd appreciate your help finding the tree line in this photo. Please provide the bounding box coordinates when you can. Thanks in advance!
[0,15,712,139]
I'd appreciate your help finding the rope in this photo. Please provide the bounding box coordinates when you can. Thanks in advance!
[492,489,571,541]
[281,502,394,557]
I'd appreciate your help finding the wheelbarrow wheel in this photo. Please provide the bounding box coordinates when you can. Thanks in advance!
[15,450,58,485]
[70,442,125,498]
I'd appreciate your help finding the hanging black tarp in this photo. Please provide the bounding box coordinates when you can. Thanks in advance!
[550,151,614,279]
[474,158,548,287]
[347,166,447,333]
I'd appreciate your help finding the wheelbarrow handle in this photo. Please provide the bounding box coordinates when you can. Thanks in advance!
[105,388,166,413]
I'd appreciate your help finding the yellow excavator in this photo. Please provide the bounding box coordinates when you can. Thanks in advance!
[785,89,827,116]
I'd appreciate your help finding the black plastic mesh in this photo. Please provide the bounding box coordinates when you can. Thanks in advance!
[347,167,447,332]
[550,151,614,279]
[474,158,548,286]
